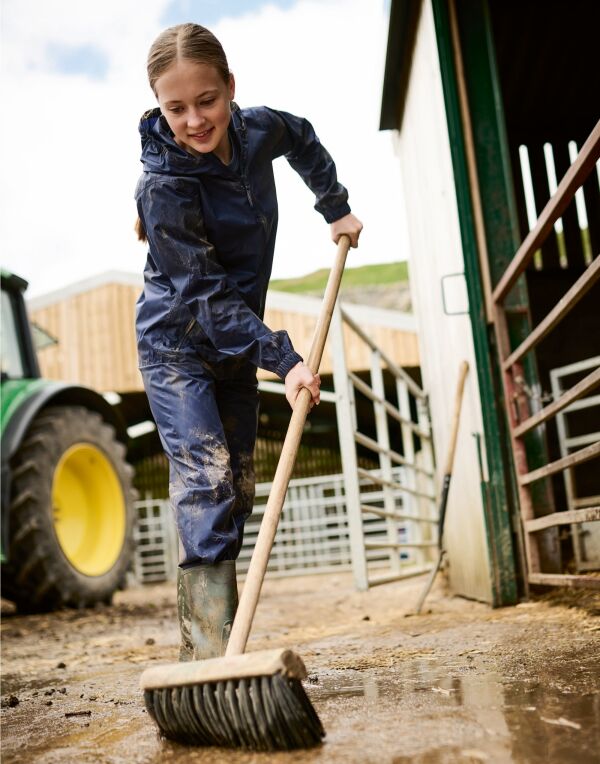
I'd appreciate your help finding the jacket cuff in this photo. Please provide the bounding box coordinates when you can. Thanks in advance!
[322,202,351,224]
[275,351,303,380]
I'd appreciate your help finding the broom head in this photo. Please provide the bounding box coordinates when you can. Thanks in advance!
[140,648,324,751]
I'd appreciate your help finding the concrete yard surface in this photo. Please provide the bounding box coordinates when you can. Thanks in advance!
[1,572,599,763]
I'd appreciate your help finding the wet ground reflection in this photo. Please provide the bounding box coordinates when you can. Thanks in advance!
[310,655,600,763]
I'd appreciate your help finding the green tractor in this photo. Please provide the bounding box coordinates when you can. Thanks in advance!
[1,271,136,612]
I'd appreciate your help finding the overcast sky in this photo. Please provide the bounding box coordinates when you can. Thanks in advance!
[1,0,409,298]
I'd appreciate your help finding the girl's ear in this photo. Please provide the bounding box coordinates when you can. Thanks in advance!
[228,72,236,101]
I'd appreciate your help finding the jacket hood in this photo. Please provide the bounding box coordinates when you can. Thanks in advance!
[138,102,246,176]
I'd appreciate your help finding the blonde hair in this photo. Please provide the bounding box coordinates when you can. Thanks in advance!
[135,24,231,242]
[148,22,230,94]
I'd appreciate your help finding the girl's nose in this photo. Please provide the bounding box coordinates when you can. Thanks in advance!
[187,108,205,128]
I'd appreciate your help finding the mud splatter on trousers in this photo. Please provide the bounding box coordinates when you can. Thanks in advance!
[140,357,259,567]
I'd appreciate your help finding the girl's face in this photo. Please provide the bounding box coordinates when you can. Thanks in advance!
[155,59,235,164]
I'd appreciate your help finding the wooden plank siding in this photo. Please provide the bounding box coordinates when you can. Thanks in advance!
[28,273,418,393]
[263,307,419,381]
[31,281,140,393]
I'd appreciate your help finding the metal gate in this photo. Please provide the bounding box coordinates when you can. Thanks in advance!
[491,120,600,591]
[330,304,438,590]
[132,468,413,585]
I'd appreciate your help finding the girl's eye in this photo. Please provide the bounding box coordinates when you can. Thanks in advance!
[200,99,215,107]
[169,107,184,114]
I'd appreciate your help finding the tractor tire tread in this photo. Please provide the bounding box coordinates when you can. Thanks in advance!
[2,405,136,613]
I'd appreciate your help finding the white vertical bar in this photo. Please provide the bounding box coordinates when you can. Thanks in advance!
[417,397,437,558]
[568,141,589,228]
[543,142,568,268]
[549,371,577,550]
[331,304,369,590]
[568,140,593,265]
[397,379,419,566]
[519,144,543,270]
[308,483,318,565]
[543,143,563,233]
[371,350,401,575]
[518,144,539,231]
[335,475,351,565]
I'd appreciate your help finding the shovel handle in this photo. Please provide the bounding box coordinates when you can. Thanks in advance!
[226,235,351,656]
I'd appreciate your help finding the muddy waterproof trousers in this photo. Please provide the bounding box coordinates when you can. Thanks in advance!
[140,358,259,568]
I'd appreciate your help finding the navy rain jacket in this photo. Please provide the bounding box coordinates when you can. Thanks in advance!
[135,103,351,378]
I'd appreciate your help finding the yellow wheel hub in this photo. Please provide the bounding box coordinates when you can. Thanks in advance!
[52,443,126,577]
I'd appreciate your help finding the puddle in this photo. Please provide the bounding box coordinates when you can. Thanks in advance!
[306,656,600,763]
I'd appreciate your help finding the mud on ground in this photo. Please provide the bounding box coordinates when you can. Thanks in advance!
[1,573,599,763]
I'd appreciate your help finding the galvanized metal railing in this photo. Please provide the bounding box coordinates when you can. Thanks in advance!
[551,357,600,573]
[330,304,438,590]
[131,468,417,585]
[492,120,600,591]
[132,497,180,584]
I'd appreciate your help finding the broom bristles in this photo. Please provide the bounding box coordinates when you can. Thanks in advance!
[144,673,324,751]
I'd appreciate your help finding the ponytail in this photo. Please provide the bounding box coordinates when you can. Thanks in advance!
[135,216,147,242]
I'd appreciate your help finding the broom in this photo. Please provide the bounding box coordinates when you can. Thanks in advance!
[140,235,352,750]
[413,360,469,615]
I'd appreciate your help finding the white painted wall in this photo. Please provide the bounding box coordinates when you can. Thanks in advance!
[391,0,493,602]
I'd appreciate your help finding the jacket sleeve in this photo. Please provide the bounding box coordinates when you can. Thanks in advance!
[264,107,351,224]
[137,176,303,378]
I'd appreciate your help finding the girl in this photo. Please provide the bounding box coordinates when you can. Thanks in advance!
[134,23,362,661]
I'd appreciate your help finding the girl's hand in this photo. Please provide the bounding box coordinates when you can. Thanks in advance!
[330,213,363,248]
[284,362,321,410]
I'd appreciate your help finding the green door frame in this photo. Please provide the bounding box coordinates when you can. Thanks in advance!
[454,1,561,582]
[431,0,520,605]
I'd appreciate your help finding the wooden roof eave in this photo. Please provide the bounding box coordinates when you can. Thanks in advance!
[379,0,423,132]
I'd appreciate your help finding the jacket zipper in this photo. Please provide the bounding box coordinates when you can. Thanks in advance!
[237,113,268,235]
[241,174,268,233]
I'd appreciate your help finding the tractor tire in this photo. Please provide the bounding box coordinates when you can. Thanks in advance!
[2,405,136,612]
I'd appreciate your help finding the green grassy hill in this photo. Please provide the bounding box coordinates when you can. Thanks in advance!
[269,261,409,294]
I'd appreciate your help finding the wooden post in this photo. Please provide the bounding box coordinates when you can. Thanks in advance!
[331,304,369,590]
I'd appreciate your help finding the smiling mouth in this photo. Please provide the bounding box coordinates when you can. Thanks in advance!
[189,128,213,140]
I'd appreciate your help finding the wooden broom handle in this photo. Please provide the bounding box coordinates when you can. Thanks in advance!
[226,235,351,656]
[443,360,469,476]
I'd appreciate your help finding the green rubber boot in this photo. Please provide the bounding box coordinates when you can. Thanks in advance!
[177,561,238,662]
